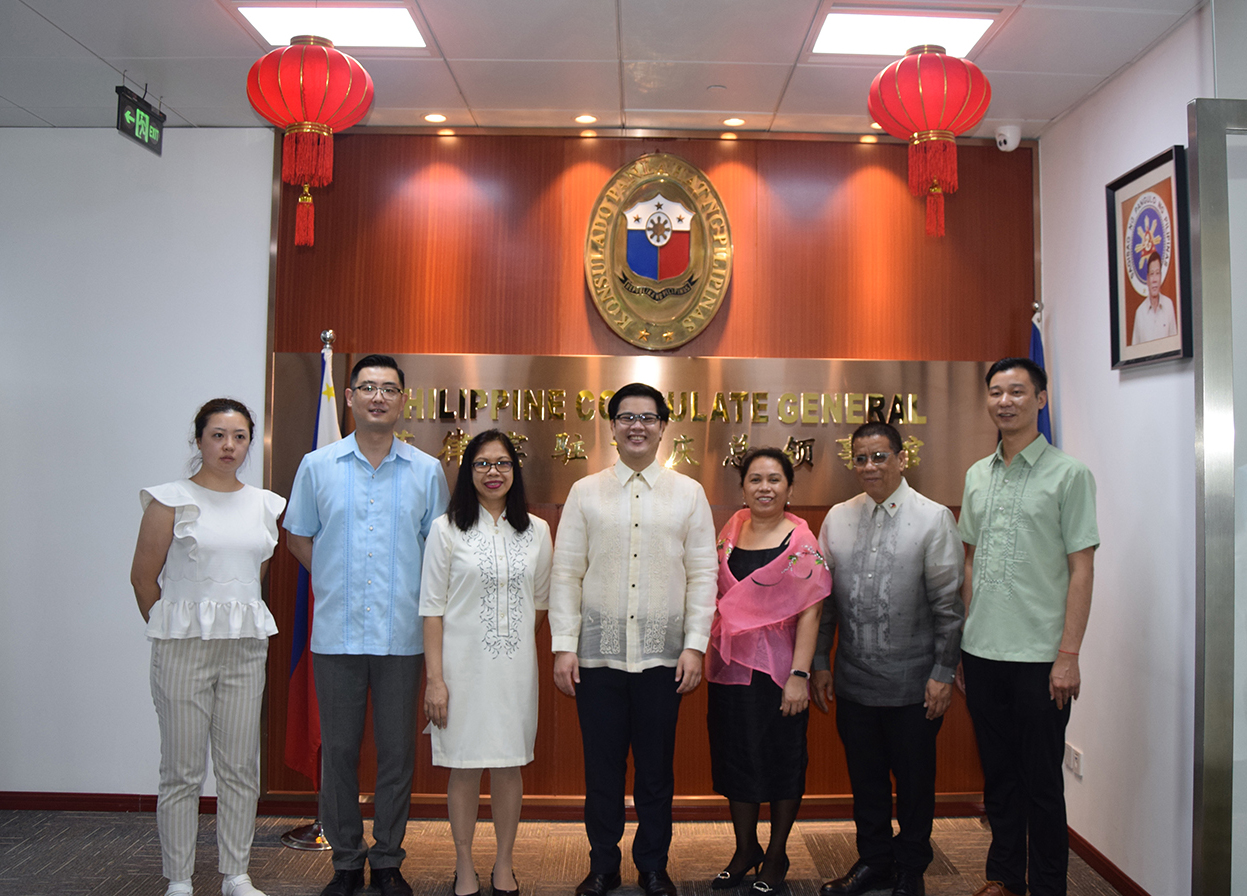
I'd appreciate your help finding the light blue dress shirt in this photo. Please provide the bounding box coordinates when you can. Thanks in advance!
[284,433,449,656]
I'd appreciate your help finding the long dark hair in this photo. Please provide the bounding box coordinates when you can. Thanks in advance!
[447,430,531,533]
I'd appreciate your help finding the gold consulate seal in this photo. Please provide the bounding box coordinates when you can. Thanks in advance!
[584,153,733,350]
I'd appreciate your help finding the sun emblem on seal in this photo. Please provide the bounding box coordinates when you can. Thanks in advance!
[584,153,733,350]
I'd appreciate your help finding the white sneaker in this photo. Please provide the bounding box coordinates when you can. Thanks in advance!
[222,873,267,896]
[166,881,193,896]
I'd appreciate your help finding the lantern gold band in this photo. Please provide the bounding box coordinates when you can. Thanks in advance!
[290,35,335,48]
[911,130,956,145]
[285,122,334,138]
[906,44,947,56]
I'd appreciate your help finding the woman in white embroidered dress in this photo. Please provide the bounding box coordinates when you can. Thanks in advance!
[130,399,285,896]
[421,430,552,896]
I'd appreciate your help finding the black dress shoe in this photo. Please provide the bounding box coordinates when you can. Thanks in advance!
[891,869,924,896]
[372,867,413,896]
[819,860,896,896]
[320,868,365,896]
[492,865,519,896]
[638,870,678,896]
[574,870,622,896]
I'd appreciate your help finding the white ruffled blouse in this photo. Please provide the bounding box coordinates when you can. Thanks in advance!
[141,480,286,640]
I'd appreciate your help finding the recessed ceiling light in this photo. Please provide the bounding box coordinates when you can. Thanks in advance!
[438,129,455,136]
[723,117,745,127]
[812,12,992,57]
[237,5,425,48]
[575,114,597,124]
[580,130,598,138]
[870,121,883,130]
[859,135,878,143]
[424,113,447,123]
[707,84,727,91]
[720,132,738,140]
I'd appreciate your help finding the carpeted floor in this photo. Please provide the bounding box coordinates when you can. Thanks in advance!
[0,811,1122,896]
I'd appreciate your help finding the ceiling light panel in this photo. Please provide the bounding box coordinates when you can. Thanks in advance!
[238,6,425,48]
[813,12,993,57]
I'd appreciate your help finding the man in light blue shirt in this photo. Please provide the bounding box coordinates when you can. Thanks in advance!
[285,354,448,896]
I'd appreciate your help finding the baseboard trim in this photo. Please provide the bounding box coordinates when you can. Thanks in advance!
[1068,826,1150,896]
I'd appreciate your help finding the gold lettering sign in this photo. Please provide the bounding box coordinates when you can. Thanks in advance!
[584,153,734,350]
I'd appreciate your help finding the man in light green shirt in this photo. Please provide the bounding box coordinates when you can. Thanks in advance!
[958,358,1098,896]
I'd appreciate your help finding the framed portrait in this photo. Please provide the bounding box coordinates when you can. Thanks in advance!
[1106,146,1193,368]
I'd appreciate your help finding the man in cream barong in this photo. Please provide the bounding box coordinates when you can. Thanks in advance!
[549,382,718,896]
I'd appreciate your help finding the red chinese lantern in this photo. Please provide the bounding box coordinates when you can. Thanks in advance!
[247,35,375,246]
[868,45,991,236]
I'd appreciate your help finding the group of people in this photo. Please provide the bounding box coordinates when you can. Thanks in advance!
[131,354,1098,896]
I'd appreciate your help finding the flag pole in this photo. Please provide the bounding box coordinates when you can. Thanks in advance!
[280,328,340,852]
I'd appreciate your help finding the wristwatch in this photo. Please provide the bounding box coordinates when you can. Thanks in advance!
[790,669,809,679]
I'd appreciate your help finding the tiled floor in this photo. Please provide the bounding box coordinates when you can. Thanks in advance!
[0,811,1121,896]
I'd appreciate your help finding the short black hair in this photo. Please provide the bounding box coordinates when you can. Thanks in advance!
[851,422,903,455]
[447,430,531,534]
[738,447,794,487]
[350,354,404,389]
[607,382,669,421]
[986,357,1047,395]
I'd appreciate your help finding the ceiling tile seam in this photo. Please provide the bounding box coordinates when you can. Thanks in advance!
[410,0,480,127]
[0,92,56,126]
[770,3,844,131]
[18,0,197,127]
[1032,0,1205,140]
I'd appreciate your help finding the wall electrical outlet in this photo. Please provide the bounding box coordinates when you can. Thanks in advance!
[1064,742,1084,778]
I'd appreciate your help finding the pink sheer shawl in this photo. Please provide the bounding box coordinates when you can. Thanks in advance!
[706,509,831,689]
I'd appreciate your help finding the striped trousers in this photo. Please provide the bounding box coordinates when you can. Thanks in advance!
[150,637,267,881]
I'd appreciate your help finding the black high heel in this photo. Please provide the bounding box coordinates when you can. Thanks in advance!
[454,871,481,896]
[711,845,766,890]
[491,865,519,896]
[749,855,790,895]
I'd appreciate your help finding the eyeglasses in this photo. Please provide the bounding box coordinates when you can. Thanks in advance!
[351,383,403,399]
[471,459,514,472]
[614,413,662,426]
[853,451,895,467]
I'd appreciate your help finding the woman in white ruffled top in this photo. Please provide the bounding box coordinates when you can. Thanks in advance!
[130,398,286,896]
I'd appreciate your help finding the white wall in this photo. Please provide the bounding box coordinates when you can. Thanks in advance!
[1038,10,1212,896]
[0,127,275,793]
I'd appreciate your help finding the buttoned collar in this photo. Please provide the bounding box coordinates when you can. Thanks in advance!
[871,477,911,518]
[992,433,1049,468]
[614,458,664,488]
[328,432,408,467]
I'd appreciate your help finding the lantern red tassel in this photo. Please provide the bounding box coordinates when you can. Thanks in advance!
[868,45,991,236]
[295,185,315,247]
[246,36,374,247]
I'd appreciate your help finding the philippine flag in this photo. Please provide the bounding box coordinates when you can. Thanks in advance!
[284,343,341,783]
[624,194,694,281]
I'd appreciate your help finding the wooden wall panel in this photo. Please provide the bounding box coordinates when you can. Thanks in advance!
[267,132,1027,810]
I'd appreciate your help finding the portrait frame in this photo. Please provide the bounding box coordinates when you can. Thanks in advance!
[1106,145,1193,369]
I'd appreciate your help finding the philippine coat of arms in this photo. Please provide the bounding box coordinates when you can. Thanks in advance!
[584,153,733,350]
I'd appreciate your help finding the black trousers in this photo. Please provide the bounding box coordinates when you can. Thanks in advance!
[962,651,1071,896]
[834,697,942,872]
[576,664,683,874]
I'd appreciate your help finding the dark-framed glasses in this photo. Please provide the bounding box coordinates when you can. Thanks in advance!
[351,383,403,399]
[471,459,514,472]
[614,413,662,426]
[853,450,895,467]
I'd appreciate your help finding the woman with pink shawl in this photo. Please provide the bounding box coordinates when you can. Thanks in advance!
[706,448,830,895]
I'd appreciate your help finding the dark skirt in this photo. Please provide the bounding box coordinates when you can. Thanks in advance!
[707,669,809,803]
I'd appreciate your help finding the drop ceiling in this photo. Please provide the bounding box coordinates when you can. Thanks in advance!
[0,0,1204,139]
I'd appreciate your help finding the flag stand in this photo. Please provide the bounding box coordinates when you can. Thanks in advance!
[280,329,341,853]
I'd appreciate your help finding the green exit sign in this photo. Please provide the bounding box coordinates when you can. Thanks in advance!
[115,86,165,156]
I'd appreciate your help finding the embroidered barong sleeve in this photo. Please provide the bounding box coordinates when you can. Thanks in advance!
[924,507,966,684]
[812,515,839,672]
[681,489,718,654]
[549,480,589,654]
